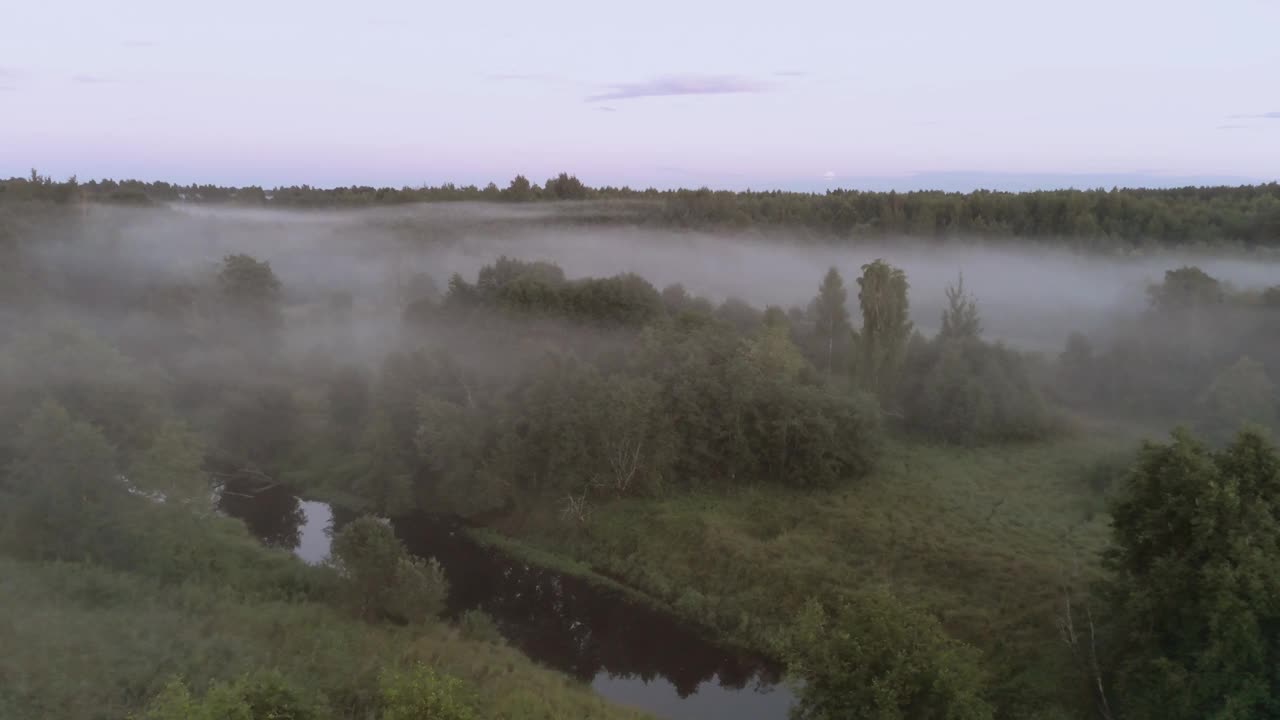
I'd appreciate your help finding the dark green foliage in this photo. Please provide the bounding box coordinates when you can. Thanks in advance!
[217,254,283,337]
[2,400,121,560]
[857,259,912,397]
[543,172,588,201]
[446,257,662,327]
[1104,429,1280,720]
[784,592,994,720]
[352,411,416,515]
[1147,265,1224,315]
[329,516,449,624]
[811,266,852,377]
[502,174,534,202]
[128,420,209,507]
[1196,356,1277,442]
[899,282,1052,443]
[326,365,370,441]
[1053,266,1280,422]
[15,175,1279,248]
[939,274,982,340]
[901,336,1053,444]
[458,609,504,644]
[218,386,298,472]
[635,316,879,488]
[0,324,160,457]
[138,673,322,720]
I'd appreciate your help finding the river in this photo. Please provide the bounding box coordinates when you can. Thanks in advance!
[218,484,796,719]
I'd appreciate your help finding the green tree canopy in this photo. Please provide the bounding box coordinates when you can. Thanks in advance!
[811,266,852,377]
[329,515,449,624]
[857,259,912,397]
[1104,428,1280,720]
[785,591,994,720]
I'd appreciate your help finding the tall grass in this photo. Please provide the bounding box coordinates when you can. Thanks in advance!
[492,428,1149,716]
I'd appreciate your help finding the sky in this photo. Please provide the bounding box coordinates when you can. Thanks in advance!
[2,0,1278,191]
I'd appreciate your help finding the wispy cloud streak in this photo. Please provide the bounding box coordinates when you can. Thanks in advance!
[486,72,552,81]
[586,74,767,102]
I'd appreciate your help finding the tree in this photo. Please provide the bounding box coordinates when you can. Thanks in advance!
[784,591,994,720]
[329,515,449,624]
[415,398,509,518]
[352,410,415,515]
[128,420,209,508]
[217,254,283,341]
[1104,429,1280,720]
[1196,356,1277,442]
[218,386,298,472]
[503,174,533,202]
[811,267,851,377]
[899,333,1052,444]
[327,365,371,442]
[857,259,913,397]
[939,274,981,340]
[1147,265,1223,315]
[3,400,120,559]
[544,172,587,200]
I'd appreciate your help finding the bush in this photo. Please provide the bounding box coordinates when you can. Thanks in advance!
[379,664,477,720]
[784,591,994,720]
[136,673,321,720]
[458,609,503,644]
[329,516,449,624]
[1196,355,1277,443]
[900,336,1054,444]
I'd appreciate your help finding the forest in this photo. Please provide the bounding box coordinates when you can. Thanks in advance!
[5,170,1280,248]
[2,175,1280,720]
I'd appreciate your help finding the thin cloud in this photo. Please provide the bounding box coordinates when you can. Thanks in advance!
[122,39,156,48]
[775,70,808,78]
[72,73,112,84]
[1228,111,1280,119]
[822,170,836,178]
[486,72,551,81]
[598,106,617,112]
[1217,124,1248,130]
[586,74,767,102]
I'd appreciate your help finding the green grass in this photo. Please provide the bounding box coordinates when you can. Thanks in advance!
[0,555,650,720]
[489,425,1154,717]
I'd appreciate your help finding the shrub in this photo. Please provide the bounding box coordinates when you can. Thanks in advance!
[136,673,321,720]
[379,665,477,720]
[458,609,503,644]
[329,516,449,624]
[784,591,994,720]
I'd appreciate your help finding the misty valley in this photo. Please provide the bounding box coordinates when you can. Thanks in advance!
[3,175,1280,720]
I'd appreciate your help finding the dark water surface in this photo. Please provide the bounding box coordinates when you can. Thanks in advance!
[218,486,794,719]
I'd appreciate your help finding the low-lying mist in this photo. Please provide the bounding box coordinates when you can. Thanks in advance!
[27,201,1280,356]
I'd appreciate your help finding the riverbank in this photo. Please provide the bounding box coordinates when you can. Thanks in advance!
[480,429,1147,716]
[0,515,652,720]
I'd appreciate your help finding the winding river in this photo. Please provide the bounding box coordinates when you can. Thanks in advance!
[218,484,795,719]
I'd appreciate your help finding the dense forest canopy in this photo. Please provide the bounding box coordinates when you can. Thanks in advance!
[5,169,1280,248]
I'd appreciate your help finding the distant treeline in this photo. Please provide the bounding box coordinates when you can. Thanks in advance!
[4,169,1279,248]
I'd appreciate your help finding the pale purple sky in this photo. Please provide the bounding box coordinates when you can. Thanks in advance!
[2,0,1277,191]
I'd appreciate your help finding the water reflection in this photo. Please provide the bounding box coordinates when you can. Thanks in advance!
[216,482,305,549]
[221,488,794,720]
